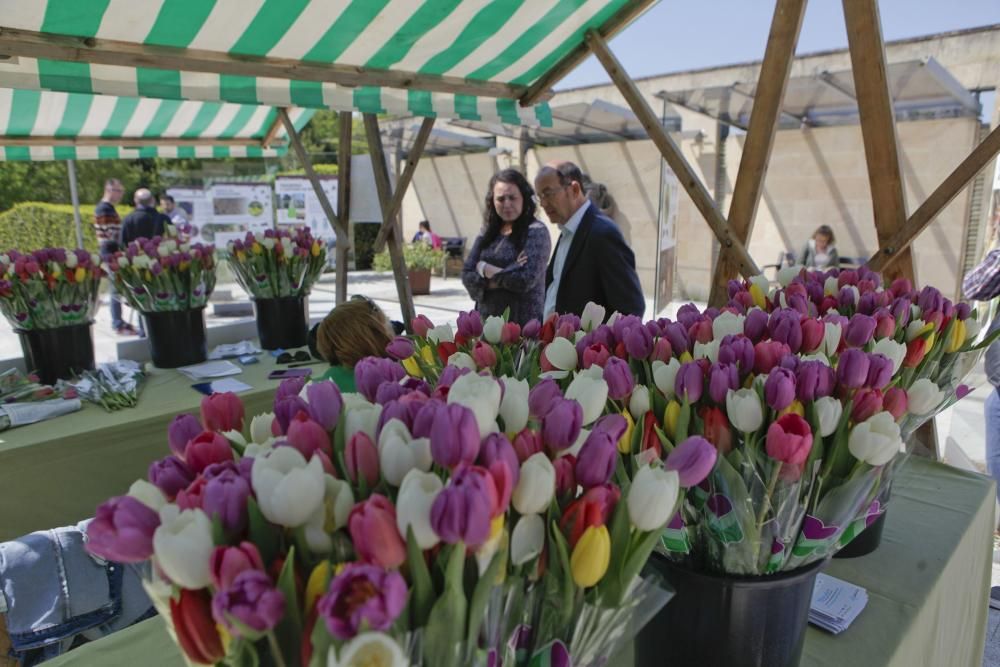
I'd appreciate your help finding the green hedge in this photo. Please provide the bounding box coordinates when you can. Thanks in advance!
[0,202,134,253]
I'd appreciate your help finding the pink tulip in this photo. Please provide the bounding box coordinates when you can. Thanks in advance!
[349,495,406,569]
[285,413,331,459]
[472,341,497,369]
[501,322,522,344]
[512,428,542,463]
[800,318,824,353]
[765,414,813,466]
[346,432,379,487]
[86,496,160,563]
[582,343,611,369]
[201,392,245,433]
[851,388,883,423]
[883,387,908,419]
[411,314,434,338]
[651,337,673,363]
[185,431,234,473]
[209,543,265,591]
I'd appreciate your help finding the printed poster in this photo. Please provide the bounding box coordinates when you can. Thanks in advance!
[655,164,680,315]
[274,176,338,241]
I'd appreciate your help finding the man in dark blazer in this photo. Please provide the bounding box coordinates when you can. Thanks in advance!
[536,163,645,318]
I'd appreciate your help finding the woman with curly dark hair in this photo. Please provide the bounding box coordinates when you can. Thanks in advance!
[462,169,551,325]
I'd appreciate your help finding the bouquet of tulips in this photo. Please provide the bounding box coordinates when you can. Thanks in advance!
[84,338,710,665]
[103,235,216,313]
[59,360,145,412]
[0,248,103,331]
[225,228,326,300]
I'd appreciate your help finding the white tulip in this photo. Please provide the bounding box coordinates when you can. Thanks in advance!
[871,338,906,375]
[243,441,274,458]
[627,465,680,532]
[814,396,843,437]
[251,447,326,527]
[511,514,545,566]
[344,402,382,441]
[153,505,214,589]
[499,376,530,434]
[748,274,770,296]
[565,373,609,426]
[821,322,842,357]
[581,302,606,332]
[545,337,578,371]
[378,419,432,486]
[332,632,407,667]
[449,373,502,437]
[396,470,443,550]
[693,339,720,363]
[483,316,505,344]
[221,430,246,448]
[777,264,804,287]
[824,276,840,297]
[607,311,622,327]
[250,413,276,444]
[653,358,681,398]
[905,320,928,342]
[512,453,556,515]
[304,476,354,554]
[725,388,763,433]
[629,385,651,421]
[907,378,945,416]
[848,411,901,466]
[712,312,745,341]
[578,364,604,379]
[965,318,982,343]
[64,252,78,269]
[128,480,166,512]
[447,351,478,371]
[427,324,454,344]
[574,330,587,344]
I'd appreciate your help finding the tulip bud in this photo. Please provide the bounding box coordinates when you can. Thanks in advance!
[346,432,380,487]
[844,314,877,347]
[385,336,415,361]
[171,589,225,665]
[570,525,611,588]
[349,495,406,568]
[581,302,606,332]
[753,340,791,375]
[545,337,579,371]
[883,387,908,419]
[201,392,245,433]
[512,453,556,515]
[168,413,202,459]
[501,321,522,344]
[249,413,276,445]
[907,378,944,415]
[511,514,545,566]
[396,470,443,550]
[627,465,680,531]
[836,349,870,390]
[848,411,901,466]
[765,413,813,466]
[512,428,542,462]
[665,436,717,487]
[725,388,763,433]
[629,385,651,421]
[153,505,214,589]
[652,358,681,398]
[603,357,635,400]
[553,455,577,499]
[483,315,505,344]
[411,314,434,337]
[209,542,265,591]
[675,361,704,402]
[851,388,883,423]
[764,367,796,411]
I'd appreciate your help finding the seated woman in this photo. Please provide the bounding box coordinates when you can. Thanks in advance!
[798,225,840,270]
[462,169,551,325]
[313,296,393,392]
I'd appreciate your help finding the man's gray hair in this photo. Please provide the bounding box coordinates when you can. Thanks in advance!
[134,188,155,207]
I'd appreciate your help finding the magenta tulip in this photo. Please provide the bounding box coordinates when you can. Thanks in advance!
[883,387,908,419]
[285,413,331,458]
[472,341,498,369]
[201,392,244,433]
[604,357,635,400]
[553,455,577,499]
[148,455,195,500]
[346,432,380,487]
[582,343,612,369]
[318,564,407,640]
[764,367,796,411]
[512,428,542,463]
[385,336,415,361]
[851,388,883,423]
[665,436,718,487]
[203,467,251,534]
[348,495,405,569]
[457,310,484,338]
[753,340,791,375]
[185,431,234,473]
[168,413,202,459]
[800,318,824,353]
[211,570,285,637]
[411,314,434,338]
[430,465,496,547]
[86,496,160,563]
[209,542,265,591]
[765,414,813,466]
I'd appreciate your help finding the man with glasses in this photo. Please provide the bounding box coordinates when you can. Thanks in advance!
[536,162,644,318]
[94,179,137,336]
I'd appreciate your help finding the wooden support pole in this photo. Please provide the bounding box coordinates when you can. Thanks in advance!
[586,29,759,279]
[260,112,285,149]
[708,0,807,306]
[373,117,436,253]
[336,112,353,306]
[869,123,1000,273]
[363,113,416,328]
[842,0,914,286]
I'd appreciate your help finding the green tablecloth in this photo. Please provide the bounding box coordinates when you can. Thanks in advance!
[43,458,995,667]
[0,355,328,542]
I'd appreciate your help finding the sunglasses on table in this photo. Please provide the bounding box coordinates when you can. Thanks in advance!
[276,350,311,364]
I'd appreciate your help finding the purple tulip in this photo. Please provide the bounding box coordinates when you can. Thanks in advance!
[411,399,446,438]
[592,413,628,443]
[522,319,541,339]
[273,395,311,434]
[866,353,894,390]
[148,455,195,500]
[663,322,691,355]
[675,362,704,403]
[603,357,635,400]
[430,465,494,547]
[665,436,718,487]
[275,376,308,402]
[708,362,739,404]
[718,335,755,377]
[575,429,617,488]
[457,311,484,338]
[542,398,583,451]
[556,314,582,339]
[211,570,285,637]
[85,496,160,563]
[795,361,834,401]
[377,398,424,436]
[675,303,702,330]
[837,287,858,311]
[624,325,654,360]
[744,308,769,343]
[768,310,803,353]
[836,348,870,389]
[956,302,972,321]
[168,414,201,459]
[436,365,471,390]
[779,354,800,373]
[430,404,481,468]
[941,298,955,319]
[318,564,407,640]
[354,357,407,402]
[591,324,616,350]
[917,286,943,315]
[844,314,877,348]
[305,380,342,431]
[385,336,415,360]
[374,381,407,405]
[479,433,520,485]
[529,378,563,418]
[857,293,878,316]
[612,315,643,343]
[891,297,912,328]
[203,467,251,534]
[764,367,796,411]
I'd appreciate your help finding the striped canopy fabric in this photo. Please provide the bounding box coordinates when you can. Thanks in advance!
[0,0,651,131]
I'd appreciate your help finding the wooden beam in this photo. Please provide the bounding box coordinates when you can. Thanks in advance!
[586,30,759,279]
[520,0,657,106]
[373,117,435,253]
[0,26,531,101]
[363,113,416,328]
[869,122,1000,272]
[335,111,353,306]
[842,0,913,285]
[0,135,267,148]
[708,0,807,306]
[260,112,285,149]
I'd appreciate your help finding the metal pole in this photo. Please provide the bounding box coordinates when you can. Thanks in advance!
[66,159,84,248]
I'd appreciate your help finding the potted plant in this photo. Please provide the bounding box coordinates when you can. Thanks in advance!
[0,248,103,384]
[225,228,326,350]
[373,242,445,295]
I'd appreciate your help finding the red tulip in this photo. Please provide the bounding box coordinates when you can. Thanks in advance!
[582,343,611,369]
[501,322,522,344]
[184,431,233,474]
[903,337,928,368]
[200,392,244,433]
[171,589,224,665]
[700,406,733,456]
[346,432,379,487]
[348,495,405,569]
[437,341,458,364]
[765,414,813,466]
[800,319,824,353]
[560,484,619,548]
[640,411,662,459]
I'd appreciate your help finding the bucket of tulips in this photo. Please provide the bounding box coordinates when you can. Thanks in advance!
[0,248,103,384]
[103,234,216,368]
[225,228,325,350]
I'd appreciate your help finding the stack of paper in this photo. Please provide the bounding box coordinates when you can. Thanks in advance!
[177,360,242,381]
[809,574,868,634]
[209,341,262,359]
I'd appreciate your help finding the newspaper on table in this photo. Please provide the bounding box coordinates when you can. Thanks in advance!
[177,360,242,380]
[809,573,868,634]
[0,399,82,430]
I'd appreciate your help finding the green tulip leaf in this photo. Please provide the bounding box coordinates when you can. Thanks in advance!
[405,527,435,629]
[466,545,505,647]
[274,546,303,661]
[247,496,279,566]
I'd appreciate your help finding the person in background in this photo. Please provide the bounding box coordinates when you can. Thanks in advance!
[798,225,840,270]
[159,194,187,226]
[94,178,136,336]
[119,189,168,338]
[412,220,442,249]
[536,162,644,318]
[314,296,394,392]
[462,169,551,325]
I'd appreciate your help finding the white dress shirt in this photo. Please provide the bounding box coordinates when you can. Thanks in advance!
[543,200,590,317]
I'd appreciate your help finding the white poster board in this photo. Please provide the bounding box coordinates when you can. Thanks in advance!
[274,176,338,241]
[165,187,211,242]
[655,164,680,314]
[204,182,273,246]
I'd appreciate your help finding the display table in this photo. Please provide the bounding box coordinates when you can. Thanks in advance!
[42,458,995,667]
[0,354,328,542]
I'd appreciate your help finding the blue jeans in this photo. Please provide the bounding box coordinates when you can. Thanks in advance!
[986,387,1000,505]
[101,241,124,330]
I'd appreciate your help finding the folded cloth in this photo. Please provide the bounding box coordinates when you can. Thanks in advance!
[0,399,81,431]
[0,520,155,666]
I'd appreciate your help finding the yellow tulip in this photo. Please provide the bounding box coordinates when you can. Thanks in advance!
[570,525,611,588]
[420,345,435,365]
[51,266,62,278]
[945,320,966,353]
[778,400,805,418]
[679,351,693,364]
[925,331,936,352]
[217,624,232,655]
[664,400,681,440]
[401,356,423,378]
[618,409,635,454]
[252,242,263,255]
[749,283,767,310]
[305,561,332,613]
[311,241,321,257]
[74,267,86,282]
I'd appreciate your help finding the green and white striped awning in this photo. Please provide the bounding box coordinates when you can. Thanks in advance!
[0,1,654,132]
[0,87,313,161]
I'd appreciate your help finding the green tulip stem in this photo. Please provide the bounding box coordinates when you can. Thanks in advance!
[756,462,782,530]
[266,630,288,667]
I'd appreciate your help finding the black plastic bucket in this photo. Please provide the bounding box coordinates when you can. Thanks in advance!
[833,510,887,559]
[253,297,307,350]
[636,553,825,667]
[17,323,95,384]
[144,308,207,368]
